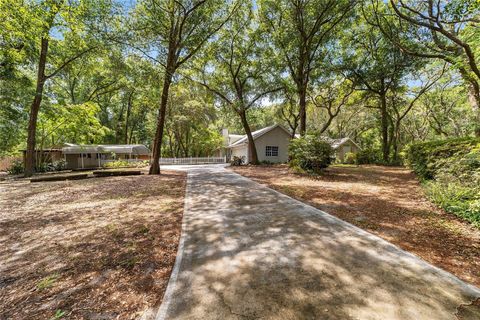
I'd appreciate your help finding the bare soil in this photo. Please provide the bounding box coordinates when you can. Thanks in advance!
[231,164,480,288]
[0,171,186,320]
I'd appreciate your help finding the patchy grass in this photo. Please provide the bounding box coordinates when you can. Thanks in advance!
[231,164,480,287]
[0,171,186,320]
[37,274,60,291]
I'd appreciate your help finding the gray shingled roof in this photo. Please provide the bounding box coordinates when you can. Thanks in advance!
[62,144,150,155]
[324,137,361,150]
[227,125,290,148]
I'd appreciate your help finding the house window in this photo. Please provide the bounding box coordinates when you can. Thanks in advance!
[265,146,279,157]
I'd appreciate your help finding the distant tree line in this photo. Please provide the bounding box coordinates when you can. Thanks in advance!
[1,0,478,175]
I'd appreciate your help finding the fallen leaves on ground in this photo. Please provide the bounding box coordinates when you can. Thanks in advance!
[231,165,480,287]
[0,171,186,320]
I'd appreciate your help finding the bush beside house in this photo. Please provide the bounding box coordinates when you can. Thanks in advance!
[102,160,149,169]
[343,152,357,165]
[289,135,333,173]
[405,137,480,227]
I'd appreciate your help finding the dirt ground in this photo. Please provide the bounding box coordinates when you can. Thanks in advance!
[0,171,186,320]
[231,165,480,288]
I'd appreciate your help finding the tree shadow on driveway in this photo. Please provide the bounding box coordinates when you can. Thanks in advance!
[160,169,480,320]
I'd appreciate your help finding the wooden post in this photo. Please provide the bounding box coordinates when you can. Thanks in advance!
[81,153,84,169]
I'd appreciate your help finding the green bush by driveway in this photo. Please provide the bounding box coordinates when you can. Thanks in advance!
[405,138,480,227]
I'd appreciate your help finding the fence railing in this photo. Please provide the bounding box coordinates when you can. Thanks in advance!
[159,156,226,165]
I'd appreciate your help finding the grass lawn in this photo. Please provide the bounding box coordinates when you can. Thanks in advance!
[231,164,480,288]
[0,171,186,320]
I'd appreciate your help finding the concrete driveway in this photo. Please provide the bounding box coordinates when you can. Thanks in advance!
[156,165,480,320]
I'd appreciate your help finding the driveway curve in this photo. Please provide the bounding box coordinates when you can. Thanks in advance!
[157,165,480,320]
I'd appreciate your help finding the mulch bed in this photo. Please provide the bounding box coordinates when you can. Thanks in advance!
[231,164,480,288]
[0,171,186,320]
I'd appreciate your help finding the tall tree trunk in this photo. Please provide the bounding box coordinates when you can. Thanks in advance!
[391,118,401,164]
[149,69,174,174]
[298,84,307,136]
[458,70,480,137]
[380,92,389,163]
[128,123,135,144]
[115,104,125,144]
[124,90,134,144]
[467,82,480,137]
[25,38,49,177]
[185,128,190,157]
[239,110,259,164]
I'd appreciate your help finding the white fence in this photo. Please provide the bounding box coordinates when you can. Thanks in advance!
[159,156,226,165]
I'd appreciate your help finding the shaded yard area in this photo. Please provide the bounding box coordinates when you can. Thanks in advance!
[0,171,186,320]
[231,165,480,288]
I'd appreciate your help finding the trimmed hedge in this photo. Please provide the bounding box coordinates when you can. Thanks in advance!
[405,137,480,227]
[404,137,480,180]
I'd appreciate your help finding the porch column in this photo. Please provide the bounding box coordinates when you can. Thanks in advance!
[81,153,84,169]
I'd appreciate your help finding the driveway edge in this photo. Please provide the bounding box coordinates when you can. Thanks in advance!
[155,171,192,320]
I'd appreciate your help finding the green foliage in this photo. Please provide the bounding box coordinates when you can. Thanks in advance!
[37,273,59,290]
[289,135,333,173]
[406,137,480,227]
[50,310,66,320]
[355,148,380,165]
[103,160,149,169]
[38,102,110,146]
[163,85,224,157]
[7,159,24,175]
[425,181,480,228]
[405,137,480,180]
[343,152,357,165]
[35,160,67,173]
[7,159,68,175]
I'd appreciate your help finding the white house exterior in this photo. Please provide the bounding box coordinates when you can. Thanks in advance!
[224,125,292,163]
[220,125,361,164]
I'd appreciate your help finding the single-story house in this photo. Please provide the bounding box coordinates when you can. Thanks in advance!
[324,137,361,162]
[221,124,292,163]
[220,124,361,164]
[61,144,151,169]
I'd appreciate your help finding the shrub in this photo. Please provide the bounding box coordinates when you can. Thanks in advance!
[7,159,24,175]
[52,160,67,171]
[425,179,480,228]
[356,148,382,165]
[103,160,149,168]
[404,137,480,180]
[405,137,480,227]
[230,156,245,166]
[35,160,67,173]
[289,135,333,173]
[344,152,357,165]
